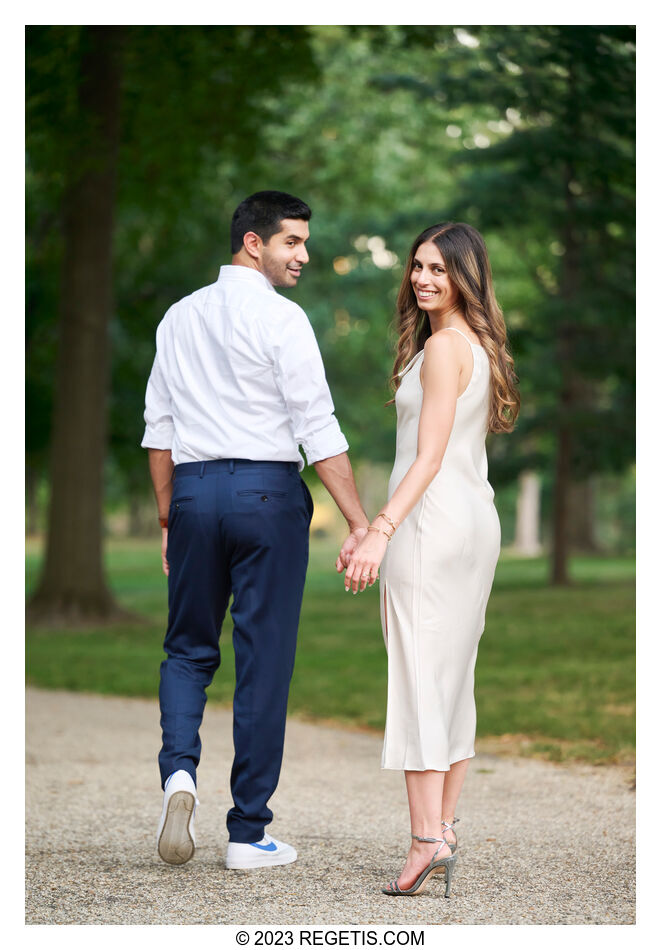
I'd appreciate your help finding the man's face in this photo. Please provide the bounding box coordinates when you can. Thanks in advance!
[259,218,310,288]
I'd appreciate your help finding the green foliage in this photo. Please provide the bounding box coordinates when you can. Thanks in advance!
[26,26,635,531]
[26,25,317,491]
[374,26,636,482]
[26,539,635,765]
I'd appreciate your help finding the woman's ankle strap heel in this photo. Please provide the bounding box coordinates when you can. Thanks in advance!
[384,835,458,897]
[441,817,459,853]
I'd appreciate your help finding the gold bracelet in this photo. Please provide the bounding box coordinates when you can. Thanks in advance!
[368,524,393,542]
[376,511,399,531]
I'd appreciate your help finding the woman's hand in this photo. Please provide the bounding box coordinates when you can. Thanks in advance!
[344,529,389,593]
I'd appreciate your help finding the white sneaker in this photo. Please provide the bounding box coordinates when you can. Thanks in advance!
[225,833,297,869]
[156,770,199,865]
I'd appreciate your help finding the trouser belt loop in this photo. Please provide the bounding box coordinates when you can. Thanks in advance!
[199,461,206,478]
[229,459,235,474]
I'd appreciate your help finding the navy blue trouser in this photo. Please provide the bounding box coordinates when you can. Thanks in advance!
[158,458,313,843]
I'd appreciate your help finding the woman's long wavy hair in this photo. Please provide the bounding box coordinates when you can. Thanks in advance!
[389,222,520,433]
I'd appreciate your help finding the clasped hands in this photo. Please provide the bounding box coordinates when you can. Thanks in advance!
[335,515,396,594]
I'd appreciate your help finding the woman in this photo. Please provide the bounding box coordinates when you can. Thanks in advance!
[340,222,519,897]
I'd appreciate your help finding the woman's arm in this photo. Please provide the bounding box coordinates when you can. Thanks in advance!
[343,332,462,592]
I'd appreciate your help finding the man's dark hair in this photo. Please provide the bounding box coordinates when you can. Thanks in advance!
[230,191,311,254]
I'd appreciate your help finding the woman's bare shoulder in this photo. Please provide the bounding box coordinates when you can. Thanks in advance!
[424,330,463,357]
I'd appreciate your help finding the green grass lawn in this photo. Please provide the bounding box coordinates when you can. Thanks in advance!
[25,538,635,766]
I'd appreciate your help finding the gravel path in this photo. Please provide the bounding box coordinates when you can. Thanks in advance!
[25,688,635,926]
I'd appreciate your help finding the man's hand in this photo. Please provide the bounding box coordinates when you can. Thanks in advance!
[335,526,369,572]
[161,527,169,576]
[343,528,389,593]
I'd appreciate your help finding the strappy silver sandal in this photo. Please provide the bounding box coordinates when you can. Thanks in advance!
[442,817,460,854]
[382,833,458,897]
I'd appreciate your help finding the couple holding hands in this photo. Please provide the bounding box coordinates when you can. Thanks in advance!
[142,190,519,897]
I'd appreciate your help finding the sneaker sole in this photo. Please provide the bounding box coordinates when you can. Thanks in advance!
[225,849,297,870]
[157,791,195,865]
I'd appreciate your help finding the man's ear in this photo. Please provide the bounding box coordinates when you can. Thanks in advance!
[243,231,262,260]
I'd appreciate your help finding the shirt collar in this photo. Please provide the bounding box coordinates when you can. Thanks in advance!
[218,264,276,293]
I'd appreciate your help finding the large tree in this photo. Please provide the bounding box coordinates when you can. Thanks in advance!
[26,26,316,623]
[28,27,125,622]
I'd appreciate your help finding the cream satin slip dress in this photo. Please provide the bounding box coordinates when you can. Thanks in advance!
[380,326,501,771]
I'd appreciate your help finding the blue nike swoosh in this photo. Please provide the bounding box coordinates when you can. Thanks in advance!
[250,841,278,852]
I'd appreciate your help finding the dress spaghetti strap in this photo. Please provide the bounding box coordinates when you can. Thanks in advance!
[442,326,475,346]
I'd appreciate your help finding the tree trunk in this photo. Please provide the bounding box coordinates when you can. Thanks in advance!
[568,478,599,552]
[26,464,42,537]
[550,126,581,585]
[551,412,572,584]
[28,28,127,625]
[514,471,542,556]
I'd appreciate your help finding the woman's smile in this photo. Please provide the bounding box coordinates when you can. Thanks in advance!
[409,241,460,316]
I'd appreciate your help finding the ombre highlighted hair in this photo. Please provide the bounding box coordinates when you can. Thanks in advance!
[390,222,519,433]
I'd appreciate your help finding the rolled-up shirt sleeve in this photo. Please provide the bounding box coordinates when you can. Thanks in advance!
[141,348,175,450]
[273,307,349,465]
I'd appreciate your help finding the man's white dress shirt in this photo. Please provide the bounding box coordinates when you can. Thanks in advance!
[141,265,348,469]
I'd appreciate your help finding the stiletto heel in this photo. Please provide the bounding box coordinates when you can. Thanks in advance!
[383,833,457,897]
[444,854,456,897]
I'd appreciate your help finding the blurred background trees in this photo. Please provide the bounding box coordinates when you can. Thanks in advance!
[26,25,635,622]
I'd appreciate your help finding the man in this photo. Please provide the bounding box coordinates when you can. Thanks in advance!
[141,191,368,870]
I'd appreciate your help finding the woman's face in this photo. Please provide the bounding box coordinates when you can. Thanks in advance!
[410,241,460,316]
